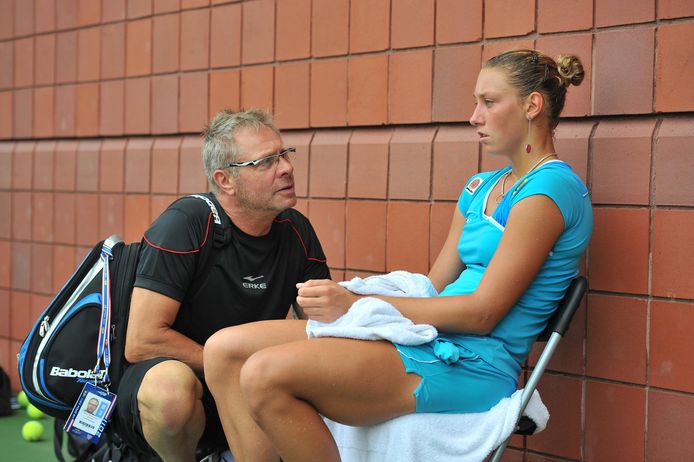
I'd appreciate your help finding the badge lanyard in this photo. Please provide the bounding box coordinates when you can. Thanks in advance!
[93,242,113,388]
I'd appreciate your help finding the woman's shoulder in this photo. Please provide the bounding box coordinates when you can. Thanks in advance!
[463,168,508,194]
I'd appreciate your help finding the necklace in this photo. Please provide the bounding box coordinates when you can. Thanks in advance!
[495,153,557,203]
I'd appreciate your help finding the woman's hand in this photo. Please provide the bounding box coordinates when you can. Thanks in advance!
[296,279,360,323]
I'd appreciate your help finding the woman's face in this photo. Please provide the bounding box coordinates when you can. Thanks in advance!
[469,67,527,156]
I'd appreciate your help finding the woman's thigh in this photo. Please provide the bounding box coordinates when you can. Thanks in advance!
[243,338,421,426]
[205,319,309,361]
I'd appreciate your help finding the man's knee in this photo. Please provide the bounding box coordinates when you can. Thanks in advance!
[138,360,203,436]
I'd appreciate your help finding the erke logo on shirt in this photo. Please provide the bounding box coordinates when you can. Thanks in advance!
[242,275,267,290]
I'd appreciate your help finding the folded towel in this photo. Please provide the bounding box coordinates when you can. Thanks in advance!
[306,271,438,345]
[324,388,549,462]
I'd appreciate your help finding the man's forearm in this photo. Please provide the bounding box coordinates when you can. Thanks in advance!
[126,327,204,373]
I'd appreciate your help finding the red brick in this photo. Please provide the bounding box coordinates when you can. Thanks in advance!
[554,121,595,184]
[429,202,456,268]
[647,389,694,460]
[659,0,694,18]
[101,23,125,80]
[586,294,647,383]
[100,80,124,135]
[311,0,348,57]
[11,291,32,338]
[14,0,34,36]
[179,137,207,194]
[179,72,208,133]
[348,129,392,199]
[350,0,389,53]
[35,0,56,33]
[652,209,694,299]
[310,59,347,127]
[596,0,654,27]
[432,126,479,200]
[152,12,179,74]
[240,65,273,113]
[31,243,53,294]
[181,0,208,8]
[0,92,11,138]
[99,194,124,238]
[433,45,481,123]
[153,0,180,14]
[275,0,310,60]
[538,0,592,33]
[209,69,240,118]
[12,141,34,189]
[54,141,77,191]
[14,38,34,88]
[0,192,9,239]
[0,289,8,332]
[77,27,100,82]
[125,77,151,134]
[75,82,99,136]
[594,28,655,115]
[588,208,649,294]
[484,0,535,38]
[309,130,350,198]
[210,4,241,67]
[654,117,694,206]
[345,201,387,272]
[124,195,151,243]
[32,140,56,191]
[656,23,694,113]
[0,0,12,40]
[31,294,51,324]
[389,127,436,200]
[591,119,655,205]
[241,0,274,64]
[126,18,152,77]
[53,193,76,244]
[391,0,434,49]
[0,42,12,90]
[347,54,387,126]
[482,40,536,62]
[585,381,646,462]
[526,374,582,459]
[125,138,152,193]
[11,242,31,290]
[0,142,12,188]
[308,199,346,268]
[55,31,77,84]
[76,140,101,192]
[281,131,312,197]
[180,8,209,71]
[13,89,32,138]
[389,50,432,124]
[32,192,54,242]
[436,0,481,44]
[387,202,430,274]
[33,86,55,138]
[152,137,180,194]
[150,194,177,222]
[78,0,101,25]
[650,299,694,393]
[127,0,152,19]
[100,139,126,192]
[535,33,593,118]
[102,0,126,22]
[151,74,179,134]
[54,85,75,137]
[34,34,56,86]
[274,62,309,129]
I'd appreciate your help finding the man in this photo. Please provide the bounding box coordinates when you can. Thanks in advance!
[86,397,99,416]
[114,110,330,461]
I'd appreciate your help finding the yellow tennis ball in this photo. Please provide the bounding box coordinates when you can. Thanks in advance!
[22,420,44,442]
[17,390,29,408]
[26,403,44,420]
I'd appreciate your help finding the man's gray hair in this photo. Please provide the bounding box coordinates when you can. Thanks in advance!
[202,109,280,191]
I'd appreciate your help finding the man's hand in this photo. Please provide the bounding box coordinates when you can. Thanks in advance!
[296,279,359,323]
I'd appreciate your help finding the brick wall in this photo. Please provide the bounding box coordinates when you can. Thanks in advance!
[1,1,694,460]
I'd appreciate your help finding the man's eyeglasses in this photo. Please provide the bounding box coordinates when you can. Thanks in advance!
[225,147,296,172]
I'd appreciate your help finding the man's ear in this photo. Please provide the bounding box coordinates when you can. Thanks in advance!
[213,169,236,196]
[525,91,544,121]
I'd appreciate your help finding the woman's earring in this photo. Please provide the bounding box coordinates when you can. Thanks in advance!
[525,117,532,153]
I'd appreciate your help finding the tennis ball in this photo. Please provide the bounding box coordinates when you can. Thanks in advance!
[17,390,29,408]
[22,420,44,442]
[26,403,44,420]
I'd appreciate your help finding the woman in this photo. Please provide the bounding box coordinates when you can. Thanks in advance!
[203,49,592,462]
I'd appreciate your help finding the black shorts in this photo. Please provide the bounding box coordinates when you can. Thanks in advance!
[112,357,228,457]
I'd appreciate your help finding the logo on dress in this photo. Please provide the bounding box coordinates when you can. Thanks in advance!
[242,275,267,289]
[465,177,483,195]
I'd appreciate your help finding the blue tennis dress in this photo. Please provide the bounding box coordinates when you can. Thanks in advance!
[395,160,593,413]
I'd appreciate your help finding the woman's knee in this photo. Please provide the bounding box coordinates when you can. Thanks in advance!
[204,327,255,383]
[239,349,292,416]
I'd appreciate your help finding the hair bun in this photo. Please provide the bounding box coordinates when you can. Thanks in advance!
[555,54,585,87]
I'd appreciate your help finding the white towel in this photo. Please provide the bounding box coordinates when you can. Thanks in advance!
[324,388,549,462]
[305,271,438,345]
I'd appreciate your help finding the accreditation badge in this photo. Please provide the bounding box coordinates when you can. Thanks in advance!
[64,382,117,444]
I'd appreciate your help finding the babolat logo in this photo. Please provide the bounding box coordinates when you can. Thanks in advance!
[242,275,267,290]
[50,367,107,381]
